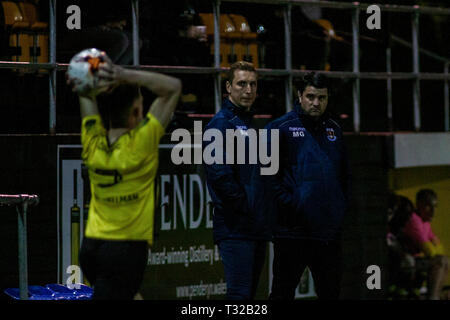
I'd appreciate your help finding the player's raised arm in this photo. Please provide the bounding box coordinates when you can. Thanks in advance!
[100,65,182,128]
[66,74,100,119]
[78,96,99,119]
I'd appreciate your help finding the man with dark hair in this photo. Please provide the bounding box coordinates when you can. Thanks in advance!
[265,72,351,300]
[203,61,271,299]
[386,195,417,298]
[96,84,142,129]
[402,189,449,299]
[67,60,181,300]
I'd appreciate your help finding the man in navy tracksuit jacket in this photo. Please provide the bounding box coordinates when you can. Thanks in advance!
[266,72,351,300]
[203,62,271,299]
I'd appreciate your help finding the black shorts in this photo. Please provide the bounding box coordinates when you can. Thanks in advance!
[79,237,148,300]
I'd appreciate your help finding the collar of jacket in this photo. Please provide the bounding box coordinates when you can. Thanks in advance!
[222,98,254,123]
[293,101,329,131]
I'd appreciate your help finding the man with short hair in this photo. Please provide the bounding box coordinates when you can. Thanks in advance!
[402,189,449,300]
[266,72,351,300]
[203,61,271,299]
[68,60,181,299]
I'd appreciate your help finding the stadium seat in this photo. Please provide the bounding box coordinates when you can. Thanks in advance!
[1,1,48,66]
[199,13,259,68]
[228,14,258,67]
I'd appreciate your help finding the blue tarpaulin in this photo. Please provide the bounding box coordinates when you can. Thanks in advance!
[4,284,93,300]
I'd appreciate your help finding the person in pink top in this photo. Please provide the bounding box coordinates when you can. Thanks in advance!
[402,189,449,300]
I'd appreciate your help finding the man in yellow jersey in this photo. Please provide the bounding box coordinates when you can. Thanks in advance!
[68,60,181,299]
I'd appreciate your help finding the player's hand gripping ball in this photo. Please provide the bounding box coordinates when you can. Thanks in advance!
[67,48,112,96]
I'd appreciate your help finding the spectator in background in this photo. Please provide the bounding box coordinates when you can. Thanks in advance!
[138,1,211,118]
[58,1,135,65]
[140,1,210,66]
[388,195,414,239]
[386,194,417,298]
[402,189,450,300]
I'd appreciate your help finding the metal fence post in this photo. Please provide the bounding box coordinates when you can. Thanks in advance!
[412,10,421,131]
[17,202,29,300]
[49,0,57,134]
[445,63,449,132]
[132,0,140,66]
[213,0,221,113]
[352,5,360,133]
[1,195,39,300]
[284,3,293,112]
[386,13,393,131]
[386,46,393,131]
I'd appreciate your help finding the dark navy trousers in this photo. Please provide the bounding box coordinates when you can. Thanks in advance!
[218,239,267,300]
[269,238,342,300]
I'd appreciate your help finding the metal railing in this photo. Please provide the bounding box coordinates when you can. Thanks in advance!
[0,194,39,300]
[0,0,449,133]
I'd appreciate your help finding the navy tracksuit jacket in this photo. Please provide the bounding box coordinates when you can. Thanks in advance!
[264,102,351,241]
[202,98,272,243]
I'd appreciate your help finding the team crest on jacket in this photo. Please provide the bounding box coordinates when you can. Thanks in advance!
[326,128,337,141]
[236,125,248,136]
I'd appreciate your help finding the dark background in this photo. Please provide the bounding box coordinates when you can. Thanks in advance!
[0,0,448,134]
[0,0,449,300]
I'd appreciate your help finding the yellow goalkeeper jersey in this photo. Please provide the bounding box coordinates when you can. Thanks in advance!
[81,112,164,245]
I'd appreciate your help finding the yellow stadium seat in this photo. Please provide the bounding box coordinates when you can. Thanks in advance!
[199,13,259,68]
[1,1,48,68]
